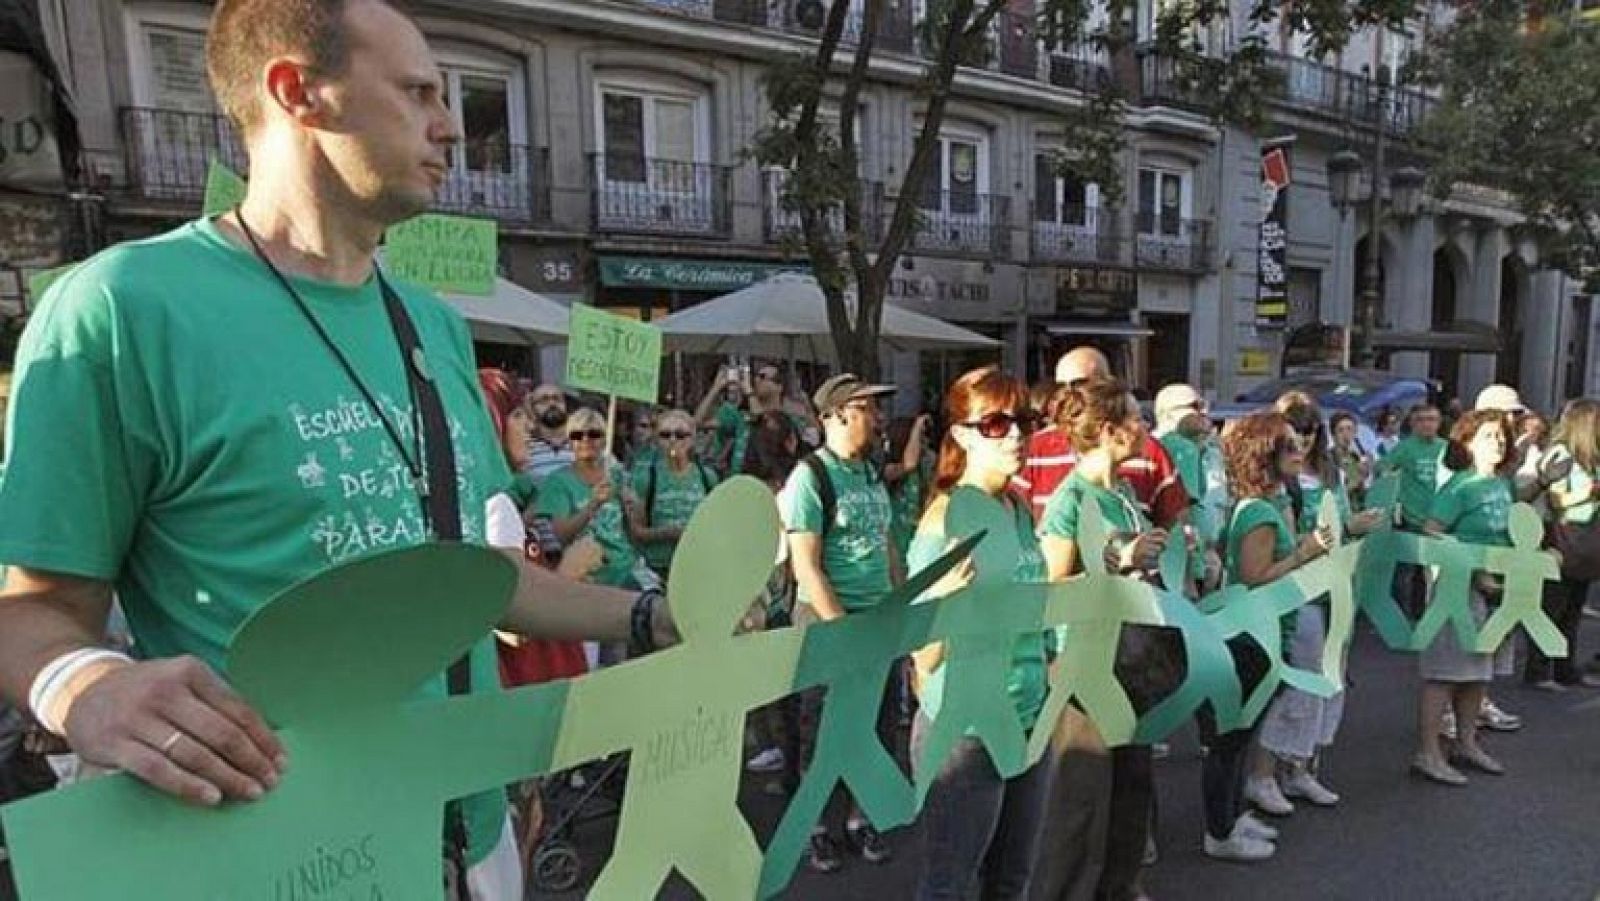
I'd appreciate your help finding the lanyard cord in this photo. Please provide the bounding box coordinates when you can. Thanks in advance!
[233,212,431,516]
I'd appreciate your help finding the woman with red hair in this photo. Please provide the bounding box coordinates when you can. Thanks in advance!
[906,365,1053,900]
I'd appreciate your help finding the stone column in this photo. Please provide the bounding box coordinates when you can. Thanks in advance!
[1523,270,1567,409]
[1388,215,1435,377]
[1459,226,1506,399]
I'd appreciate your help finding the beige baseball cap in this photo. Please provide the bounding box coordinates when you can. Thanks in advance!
[1473,384,1526,414]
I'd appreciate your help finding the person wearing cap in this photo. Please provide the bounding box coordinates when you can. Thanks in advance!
[781,373,903,873]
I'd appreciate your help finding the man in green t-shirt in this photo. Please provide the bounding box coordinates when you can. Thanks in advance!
[781,373,902,873]
[0,3,663,897]
[1379,403,1447,529]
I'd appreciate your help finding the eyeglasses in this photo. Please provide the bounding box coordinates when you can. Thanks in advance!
[568,429,606,442]
[657,430,694,441]
[958,411,1038,440]
[1292,422,1320,437]
[531,394,564,406]
[756,370,780,383]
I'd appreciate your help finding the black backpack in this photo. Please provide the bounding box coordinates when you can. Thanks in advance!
[644,459,718,523]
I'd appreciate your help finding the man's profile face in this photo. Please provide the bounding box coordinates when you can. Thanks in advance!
[311,1,458,221]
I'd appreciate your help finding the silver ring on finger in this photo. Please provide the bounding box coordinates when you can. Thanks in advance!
[159,729,186,755]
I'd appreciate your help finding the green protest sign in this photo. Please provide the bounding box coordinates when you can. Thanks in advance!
[25,265,75,303]
[202,160,248,217]
[384,213,497,296]
[564,303,663,404]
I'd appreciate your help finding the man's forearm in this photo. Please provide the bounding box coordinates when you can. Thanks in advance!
[497,551,637,642]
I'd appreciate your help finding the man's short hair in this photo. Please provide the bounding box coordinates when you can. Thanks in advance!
[206,0,407,136]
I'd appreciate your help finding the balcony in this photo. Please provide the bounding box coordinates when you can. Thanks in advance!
[120,107,550,223]
[1265,51,1436,136]
[762,169,884,244]
[121,107,245,203]
[911,191,1010,257]
[590,154,733,237]
[1046,39,1114,92]
[718,0,916,53]
[1133,214,1211,272]
[436,144,550,225]
[1032,207,1124,264]
[1135,47,1224,112]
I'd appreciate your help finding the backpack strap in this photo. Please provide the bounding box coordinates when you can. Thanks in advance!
[803,451,837,539]
[645,460,659,523]
[697,462,717,495]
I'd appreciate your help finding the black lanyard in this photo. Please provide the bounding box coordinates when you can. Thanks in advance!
[234,212,471,893]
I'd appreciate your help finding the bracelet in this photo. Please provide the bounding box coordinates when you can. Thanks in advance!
[629,588,664,657]
[27,647,134,736]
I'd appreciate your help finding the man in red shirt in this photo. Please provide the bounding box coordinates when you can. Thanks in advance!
[1018,347,1189,528]
[1026,346,1189,901]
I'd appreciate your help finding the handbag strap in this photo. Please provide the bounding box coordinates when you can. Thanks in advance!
[377,274,473,895]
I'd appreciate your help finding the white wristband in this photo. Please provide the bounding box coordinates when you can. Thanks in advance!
[27,647,134,736]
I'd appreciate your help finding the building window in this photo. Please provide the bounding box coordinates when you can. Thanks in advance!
[920,132,989,214]
[592,78,717,233]
[1034,154,1100,226]
[1137,167,1188,236]
[598,85,707,177]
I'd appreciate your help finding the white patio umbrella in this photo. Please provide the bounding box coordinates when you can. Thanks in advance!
[440,278,571,346]
[652,272,1000,361]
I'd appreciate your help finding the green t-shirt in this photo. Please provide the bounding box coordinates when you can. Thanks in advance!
[1382,435,1446,528]
[781,450,894,610]
[1553,455,1597,526]
[1039,470,1149,554]
[907,494,1048,730]
[714,402,751,476]
[1294,470,1351,536]
[630,460,717,571]
[1161,431,1227,546]
[1223,495,1295,585]
[1429,470,1513,547]
[0,219,512,864]
[534,465,640,588]
[889,455,935,560]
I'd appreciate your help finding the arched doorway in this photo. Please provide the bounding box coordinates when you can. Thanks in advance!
[1497,257,1527,386]
[1430,249,1460,398]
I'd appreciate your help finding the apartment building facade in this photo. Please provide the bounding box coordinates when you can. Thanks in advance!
[0,0,1591,412]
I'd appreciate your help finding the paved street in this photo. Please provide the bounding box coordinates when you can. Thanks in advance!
[549,618,1600,900]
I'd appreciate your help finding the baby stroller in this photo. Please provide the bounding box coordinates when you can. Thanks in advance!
[522,755,628,893]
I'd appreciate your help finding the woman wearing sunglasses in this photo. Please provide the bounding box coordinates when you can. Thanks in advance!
[627,410,719,581]
[534,407,647,608]
[905,365,1054,900]
[1246,395,1386,816]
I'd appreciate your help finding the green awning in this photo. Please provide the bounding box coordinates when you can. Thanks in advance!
[598,256,808,292]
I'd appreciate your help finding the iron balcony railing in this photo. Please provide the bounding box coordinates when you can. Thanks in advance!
[435,143,551,224]
[1135,47,1224,111]
[1264,51,1437,136]
[121,107,550,222]
[589,153,733,237]
[121,107,246,203]
[912,190,1011,257]
[1133,213,1212,272]
[1031,206,1125,264]
[762,169,884,244]
[716,0,916,53]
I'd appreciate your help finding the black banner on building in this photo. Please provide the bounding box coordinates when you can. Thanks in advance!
[1255,146,1290,328]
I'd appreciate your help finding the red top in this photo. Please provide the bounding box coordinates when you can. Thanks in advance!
[1016,426,1191,529]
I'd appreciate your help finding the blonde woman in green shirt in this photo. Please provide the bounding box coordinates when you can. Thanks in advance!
[1527,399,1600,689]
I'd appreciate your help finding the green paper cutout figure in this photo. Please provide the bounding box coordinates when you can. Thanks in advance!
[909,489,1046,796]
[2,544,561,901]
[1407,532,1488,652]
[548,477,801,899]
[1352,473,1420,648]
[1475,504,1565,656]
[1279,493,1357,694]
[758,534,979,899]
[1025,502,1165,757]
[1134,535,1244,742]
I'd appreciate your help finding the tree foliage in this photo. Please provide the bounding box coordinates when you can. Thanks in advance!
[753,0,1432,375]
[1416,5,1600,290]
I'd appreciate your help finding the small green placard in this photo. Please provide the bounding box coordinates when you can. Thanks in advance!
[201,161,248,217]
[384,214,497,296]
[564,304,663,404]
[26,265,75,303]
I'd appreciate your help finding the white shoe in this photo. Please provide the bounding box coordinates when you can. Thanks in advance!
[1282,770,1340,806]
[1235,811,1279,841]
[1245,777,1295,816]
[1204,832,1276,862]
[745,747,786,773]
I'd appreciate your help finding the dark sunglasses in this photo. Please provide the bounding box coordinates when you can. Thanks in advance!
[657,430,693,441]
[959,410,1038,440]
[1292,422,1320,437]
[568,429,606,442]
